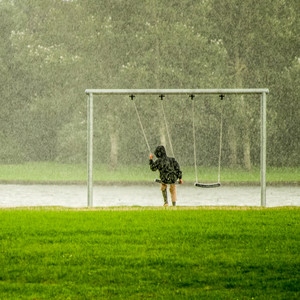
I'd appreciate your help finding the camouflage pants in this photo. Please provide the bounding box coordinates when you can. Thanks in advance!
[160,183,176,204]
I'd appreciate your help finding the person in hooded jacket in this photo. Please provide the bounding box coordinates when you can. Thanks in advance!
[149,145,182,206]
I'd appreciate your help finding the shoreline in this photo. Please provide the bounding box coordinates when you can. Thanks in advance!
[1,206,299,211]
[0,180,299,186]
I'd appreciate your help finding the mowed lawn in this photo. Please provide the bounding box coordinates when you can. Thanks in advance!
[0,207,299,299]
[0,162,299,184]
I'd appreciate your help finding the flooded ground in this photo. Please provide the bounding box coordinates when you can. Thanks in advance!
[0,184,299,207]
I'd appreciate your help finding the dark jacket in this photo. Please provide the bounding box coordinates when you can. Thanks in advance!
[149,145,182,184]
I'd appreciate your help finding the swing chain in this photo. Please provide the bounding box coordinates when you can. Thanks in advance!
[159,95,175,157]
[191,97,198,183]
[218,97,224,183]
[131,95,151,154]
[192,94,224,187]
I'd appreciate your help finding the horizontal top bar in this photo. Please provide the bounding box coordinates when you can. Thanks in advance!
[85,88,269,95]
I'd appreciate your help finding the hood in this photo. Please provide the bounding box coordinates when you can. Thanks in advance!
[154,145,167,158]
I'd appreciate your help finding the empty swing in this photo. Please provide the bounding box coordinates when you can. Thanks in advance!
[191,94,224,188]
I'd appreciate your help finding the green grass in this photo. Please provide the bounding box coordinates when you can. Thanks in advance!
[0,162,299,184]
[0,207,299,299]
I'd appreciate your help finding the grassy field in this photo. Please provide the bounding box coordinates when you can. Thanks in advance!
[0,207,299,299]
[0,162,299,184]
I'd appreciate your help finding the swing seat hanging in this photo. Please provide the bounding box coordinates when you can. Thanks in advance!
[191,94,224,189]
[194,182,221,188]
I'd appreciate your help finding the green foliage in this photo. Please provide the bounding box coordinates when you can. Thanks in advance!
[268,58,300,166]
[0,0,299,167]
[0,208,299,299]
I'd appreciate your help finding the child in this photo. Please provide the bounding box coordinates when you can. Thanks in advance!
[149,145,183,207]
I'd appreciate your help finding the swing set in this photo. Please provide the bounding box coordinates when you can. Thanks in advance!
[85,89,268,207]
[131,93,223,188]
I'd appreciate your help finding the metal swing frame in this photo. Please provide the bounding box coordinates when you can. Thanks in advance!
[85,89,269,207]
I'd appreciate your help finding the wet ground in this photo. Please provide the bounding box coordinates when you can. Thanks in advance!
[0,184,299,207]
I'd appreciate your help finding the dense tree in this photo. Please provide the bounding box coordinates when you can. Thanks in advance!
[0,0,298,168]
[209,0,299,168]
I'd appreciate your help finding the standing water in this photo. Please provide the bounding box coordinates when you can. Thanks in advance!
[0,184,299,207]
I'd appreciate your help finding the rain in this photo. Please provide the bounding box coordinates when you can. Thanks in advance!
[0,0,299,207]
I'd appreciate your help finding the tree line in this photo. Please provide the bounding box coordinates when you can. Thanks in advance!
[0,0,299,169]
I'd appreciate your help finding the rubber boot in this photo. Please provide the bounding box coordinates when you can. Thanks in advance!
[162,190,168,207]
[172,202,176,206]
